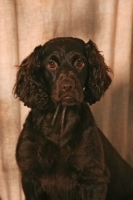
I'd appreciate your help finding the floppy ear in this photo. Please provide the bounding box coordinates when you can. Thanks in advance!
[84,40,112,105]
[14,45,49,109]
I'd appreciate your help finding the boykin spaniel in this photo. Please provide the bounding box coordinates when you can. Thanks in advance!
[14,37,133,200]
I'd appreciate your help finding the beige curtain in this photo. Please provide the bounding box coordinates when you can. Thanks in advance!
[0,0,133,199]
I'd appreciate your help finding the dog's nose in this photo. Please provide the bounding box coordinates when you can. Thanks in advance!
[60,80,75,92]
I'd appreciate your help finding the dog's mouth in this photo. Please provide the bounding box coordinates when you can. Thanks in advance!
[61,94,76,104]
[52,91,82,106]
[52,87,84,106]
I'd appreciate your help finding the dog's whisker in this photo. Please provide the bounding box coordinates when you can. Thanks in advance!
[51,105,60,126]
[61,106,66,134]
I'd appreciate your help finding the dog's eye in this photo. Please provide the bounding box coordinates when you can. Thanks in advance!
[74,59,85,69]
[47,60,58,70]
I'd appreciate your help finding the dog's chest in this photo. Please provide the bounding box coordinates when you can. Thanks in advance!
[38,137,78,171]
[38,139,85,195]
[33,105,97,172]
[39,106,81,146]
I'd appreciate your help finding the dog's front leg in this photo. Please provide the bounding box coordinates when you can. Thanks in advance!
[22,175,49,200]
[79,181,107,200]
[22,175,36,200]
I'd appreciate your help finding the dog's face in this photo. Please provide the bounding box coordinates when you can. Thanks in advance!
[41,38,88,106]
[14,37,112,109]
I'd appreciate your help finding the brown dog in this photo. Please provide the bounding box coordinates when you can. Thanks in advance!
[14,37,133,200]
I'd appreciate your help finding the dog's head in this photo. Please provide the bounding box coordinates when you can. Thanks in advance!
[14,37,112,109]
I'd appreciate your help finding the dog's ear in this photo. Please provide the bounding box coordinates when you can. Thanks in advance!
[84,40,112,105]
[14,45,49,109]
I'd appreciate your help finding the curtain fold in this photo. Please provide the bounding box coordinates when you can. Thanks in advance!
[0,1,22,199]
[0,0,133,199]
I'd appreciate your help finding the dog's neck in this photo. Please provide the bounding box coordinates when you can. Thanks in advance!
[51,105,68,135]
[33,102,96,147]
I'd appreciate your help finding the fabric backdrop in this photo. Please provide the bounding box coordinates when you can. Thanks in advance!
[0,0,133,199]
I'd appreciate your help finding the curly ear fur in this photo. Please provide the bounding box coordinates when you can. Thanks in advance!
[14,45,49,109]
[84,40,112,105]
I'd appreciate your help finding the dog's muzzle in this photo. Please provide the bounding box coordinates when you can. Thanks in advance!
[51,71,84,106]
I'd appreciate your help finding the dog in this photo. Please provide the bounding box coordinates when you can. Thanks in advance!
[14,37,133,200]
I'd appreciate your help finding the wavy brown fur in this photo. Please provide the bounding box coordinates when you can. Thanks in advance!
[14,37,133,200]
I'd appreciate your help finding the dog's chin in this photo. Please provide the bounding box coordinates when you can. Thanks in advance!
[52,91,84,107]
[53,95,81,106]
[61,96,78,106]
